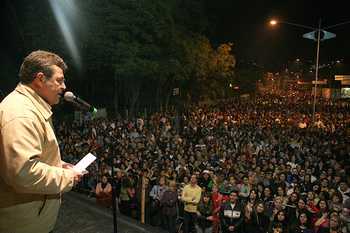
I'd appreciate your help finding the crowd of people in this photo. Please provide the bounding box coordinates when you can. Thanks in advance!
[57,92,350,233]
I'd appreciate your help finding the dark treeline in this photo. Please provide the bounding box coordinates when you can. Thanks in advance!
[2,0,256,117]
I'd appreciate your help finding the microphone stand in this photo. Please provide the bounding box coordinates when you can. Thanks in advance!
[111,165,118,233]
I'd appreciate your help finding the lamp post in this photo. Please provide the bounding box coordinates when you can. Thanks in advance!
[313,19,322,125]
[269,18,350,124]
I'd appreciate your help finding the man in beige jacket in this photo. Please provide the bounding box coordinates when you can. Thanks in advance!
[0,50,83,233]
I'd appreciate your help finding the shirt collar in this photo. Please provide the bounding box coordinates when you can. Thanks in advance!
[15,83,52,121]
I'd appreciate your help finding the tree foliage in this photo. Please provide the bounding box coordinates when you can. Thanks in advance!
[14,0,237,115]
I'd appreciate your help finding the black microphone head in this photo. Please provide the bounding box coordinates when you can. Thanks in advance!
[64,91,76,102]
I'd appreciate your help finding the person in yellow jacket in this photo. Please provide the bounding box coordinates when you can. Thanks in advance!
[0,50,84,233]
[181,174,202,233]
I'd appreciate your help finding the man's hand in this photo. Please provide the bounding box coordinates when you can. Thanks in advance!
[64,166,88,185]
[73,170,83,185]
[62,162,74,169]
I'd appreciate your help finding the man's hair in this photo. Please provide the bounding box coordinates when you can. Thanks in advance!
[19,50,67,84]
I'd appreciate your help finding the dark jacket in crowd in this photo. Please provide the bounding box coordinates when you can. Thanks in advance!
[196,201,213,230]
[220,201,244,233]
[292,225,313,233]
[244,211,270,233]
[160,189,178,217]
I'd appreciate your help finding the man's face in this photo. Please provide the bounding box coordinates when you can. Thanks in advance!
[291,193,298,201]
[266,172,272,179]
[340,182,348,191]
[243,177,249,184]
[39,65,66,105]
[229,192,238,203]
[321,179,328,187]
[159,177,165,186]
[334,176,341,183]
[280,174,286,181]
[190,175,197,185]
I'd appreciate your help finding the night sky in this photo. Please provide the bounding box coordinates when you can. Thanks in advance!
[209,0,350,70]
[1,0,349,81]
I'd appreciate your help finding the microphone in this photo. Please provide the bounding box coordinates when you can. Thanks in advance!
[64,92,97,114]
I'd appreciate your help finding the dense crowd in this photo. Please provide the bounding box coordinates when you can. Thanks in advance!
[57,93,350,233]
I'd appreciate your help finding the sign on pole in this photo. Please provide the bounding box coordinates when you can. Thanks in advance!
[303,30,336,41]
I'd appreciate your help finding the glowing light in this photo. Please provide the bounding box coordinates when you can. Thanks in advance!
[49,0,81,68]
[270,20,278,26]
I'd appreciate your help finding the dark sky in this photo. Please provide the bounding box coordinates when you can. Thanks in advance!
[1,0,350,75]
[209,0,350,70]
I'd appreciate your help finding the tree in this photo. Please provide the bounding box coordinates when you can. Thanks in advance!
[13,0,237,116]
[178,35,236,101]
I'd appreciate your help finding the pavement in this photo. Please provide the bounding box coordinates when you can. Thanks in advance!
[54,192,167,233]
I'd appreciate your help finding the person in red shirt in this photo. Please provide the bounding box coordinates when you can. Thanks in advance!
[212,184,223,233]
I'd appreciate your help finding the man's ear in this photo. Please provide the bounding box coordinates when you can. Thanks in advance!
[32,72,45,88]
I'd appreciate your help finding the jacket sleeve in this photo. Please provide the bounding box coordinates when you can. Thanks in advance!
[193,187,202,204]
[181,186,193,203]
[149,185,158,199]
[181,186,188,202]
[219,203,229,230]
[234,205,244,228]
[160,191,174,207]
[0,116,74,194]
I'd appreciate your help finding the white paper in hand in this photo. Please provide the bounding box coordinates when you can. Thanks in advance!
[73,153,96,173]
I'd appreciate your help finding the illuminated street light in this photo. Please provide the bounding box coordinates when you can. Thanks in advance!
[270,20,277,26]
[269,19,315,30]
[269,18,350,124]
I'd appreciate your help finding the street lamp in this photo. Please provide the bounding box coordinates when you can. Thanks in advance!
[269,18,350,124]
[270,20,277,26]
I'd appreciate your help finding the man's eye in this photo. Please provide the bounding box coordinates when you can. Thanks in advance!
[57,79,65,84]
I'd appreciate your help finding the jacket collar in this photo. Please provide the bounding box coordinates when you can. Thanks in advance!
[15,83,52,121]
